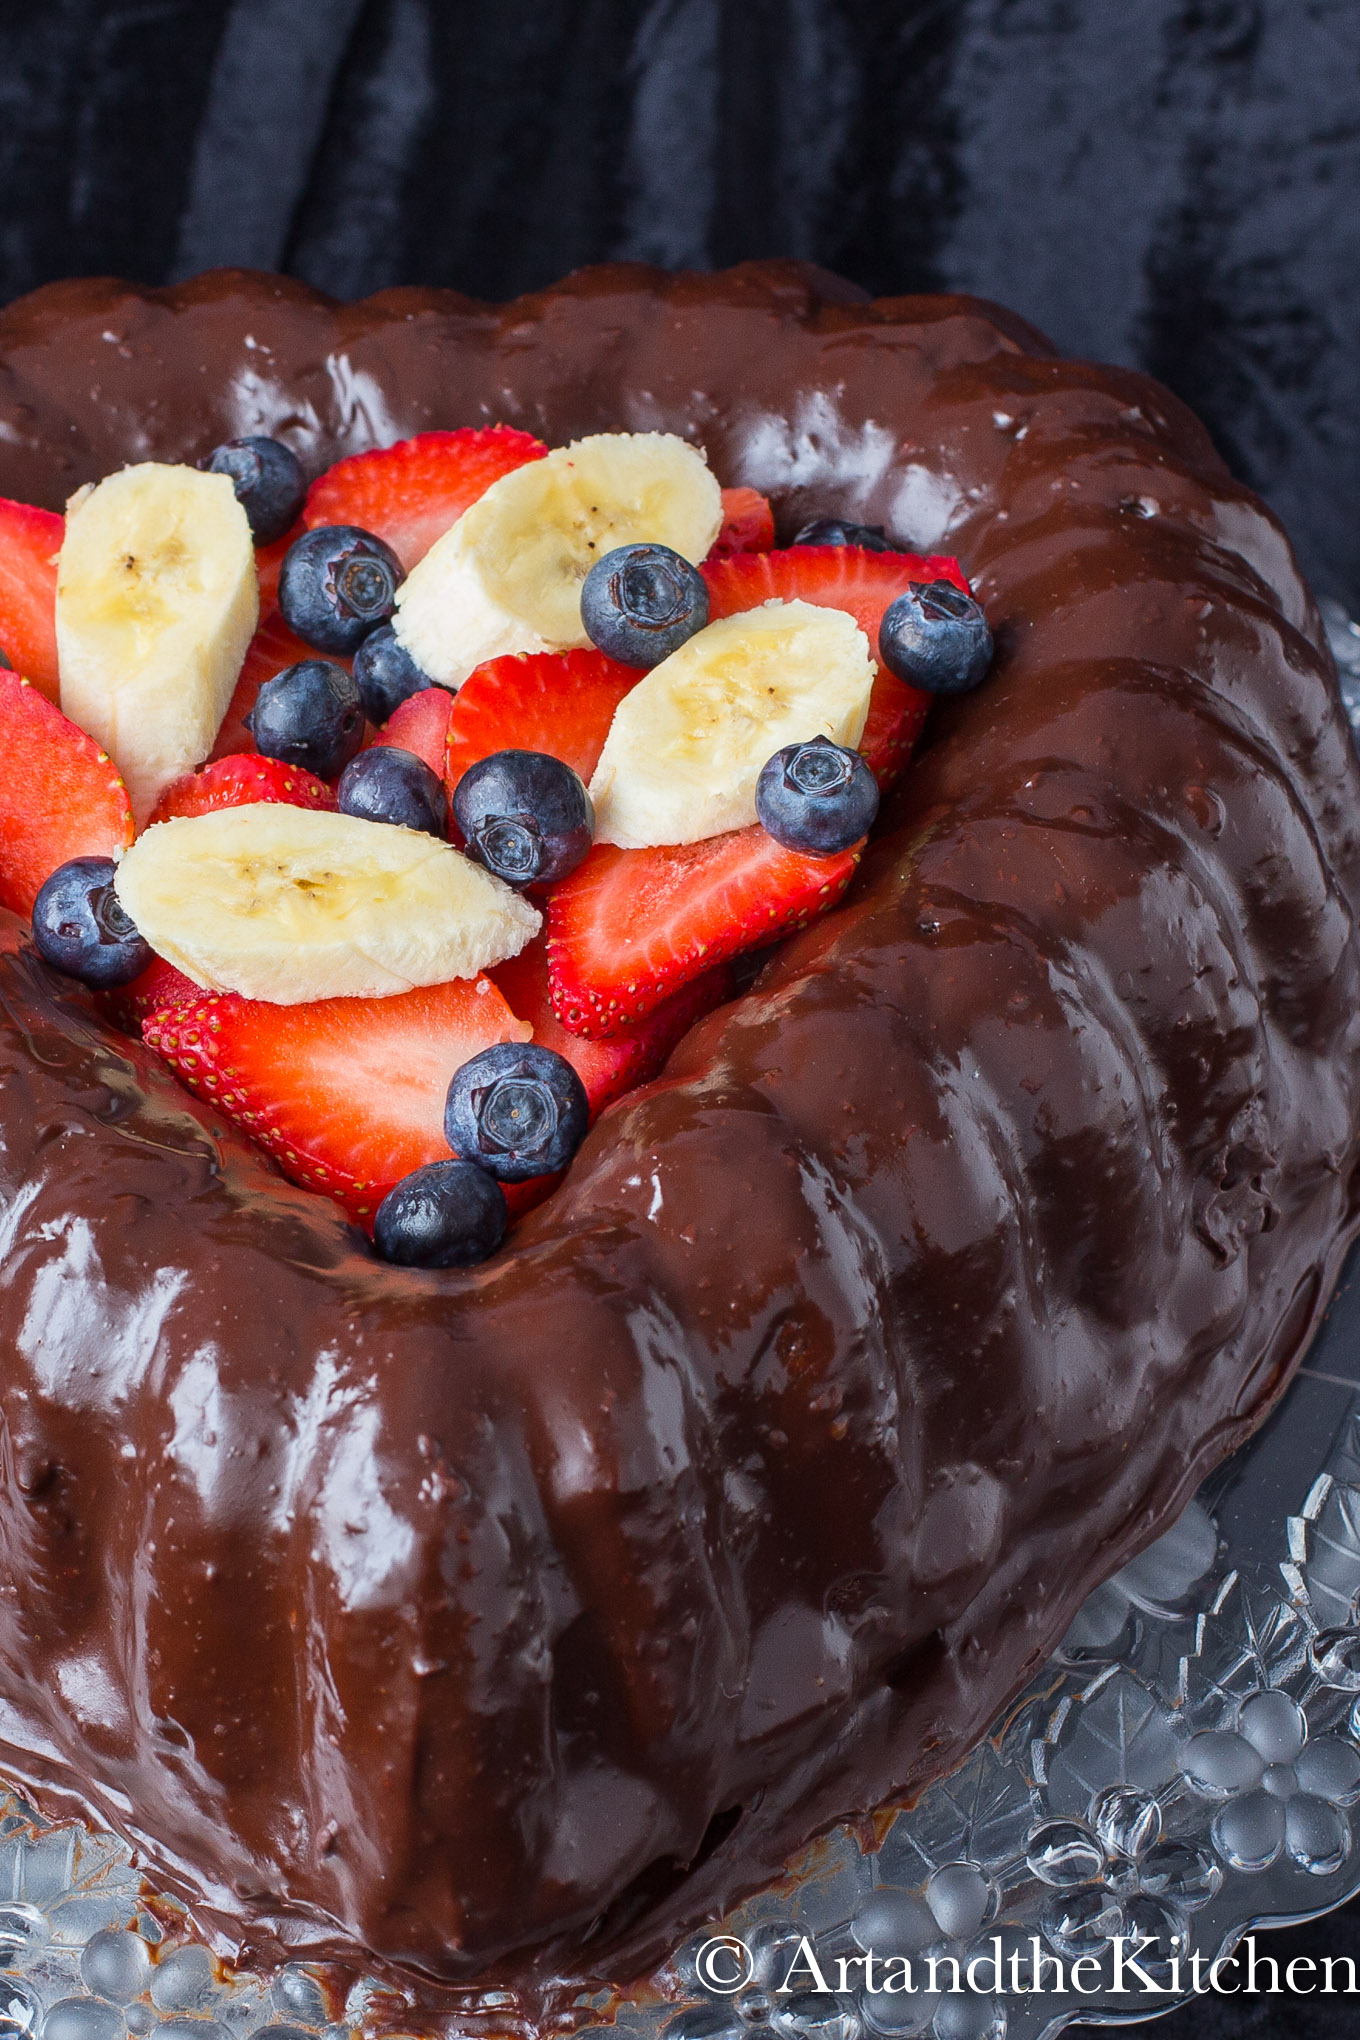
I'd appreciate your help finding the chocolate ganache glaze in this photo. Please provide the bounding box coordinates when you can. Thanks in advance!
[0,260,1357,2013]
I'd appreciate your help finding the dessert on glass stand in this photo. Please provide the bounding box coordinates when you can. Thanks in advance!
[0,258,1355,2031]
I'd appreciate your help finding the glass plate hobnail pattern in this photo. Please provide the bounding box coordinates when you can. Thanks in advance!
[4,609,1360,2040]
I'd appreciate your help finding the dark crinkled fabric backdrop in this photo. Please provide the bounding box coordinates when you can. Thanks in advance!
[1,3,1358,2032]
[0,0,1356,612]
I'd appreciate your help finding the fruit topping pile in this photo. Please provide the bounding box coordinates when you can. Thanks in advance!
[0,425,994,1267]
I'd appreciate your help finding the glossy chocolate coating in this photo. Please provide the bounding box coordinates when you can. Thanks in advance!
[0,262,1358,2017]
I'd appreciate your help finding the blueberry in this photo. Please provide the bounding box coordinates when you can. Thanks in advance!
[0,646,11,669]
[352,623,432,724]
[879,579,993,695]
[32,856,152,987]
[755,735,879,855]
[278,525,403,655]
[337,746,448,838]
[373,1158,507,1268]
[247,659,364,779]
[444,1041,589,1182]
[580,542,709,667]
[201,436,307,545]
[792,518,897,552]
[452,750,593,886]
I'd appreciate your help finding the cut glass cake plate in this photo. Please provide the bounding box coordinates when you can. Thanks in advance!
[4,608,1360,2040]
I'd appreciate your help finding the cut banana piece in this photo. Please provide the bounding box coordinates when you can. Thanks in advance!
[56,463,258,825]
[392,431,722,688]
[114,806,540,1004]
[589,600,875,849]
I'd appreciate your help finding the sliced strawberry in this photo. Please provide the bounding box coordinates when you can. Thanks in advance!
[149,752,335,825]
[857,671,931,789]
[444,649,637,793]
[210,609,316,760]
[144,977,531,1224]
[547,828,861,1039]
[255,520,303,615]
[0,496,63,702]
[100,955,202,1036]
[0,671,134,916]
[303,427,548,573]
[490,936,733,1115]
[711,486,775,559]
[372,686,454,778]
[704,542,968,641]
[703,544,968,789]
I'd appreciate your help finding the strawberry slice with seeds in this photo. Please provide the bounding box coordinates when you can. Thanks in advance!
[210,609,318,761]
[704,541,968,640]
[444,648,637,793]
[703,544,969,789]
[547,828,861,1039]
[303,427,548,573]
[372,686,454,778]
[491,936,733,1115]
[150,752,335,825]
[100,954,202,1036]
[711,486,775,559]
[856,671,929,791]
[0,496,63,702]
[144,977,531,1225]
[0,671,134,916]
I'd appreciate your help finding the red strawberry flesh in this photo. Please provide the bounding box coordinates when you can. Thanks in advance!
[858,672,930,788]
[0,496,63,703]
[150,753,336,825]
[100,955,202,1036]
[491,936,733,1115]
[703,543,968,788]
[0,672,134,916]
[547,828,861,1039]
[703,541,968,646]
[144,977,531,1223]
[303,427,548,573]
[254,520,303,615]
[711,487,775,558]
[373,686,454,778]
[444,648,637,792]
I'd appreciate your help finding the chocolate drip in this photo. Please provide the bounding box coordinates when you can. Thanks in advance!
[0,261,1356,2016]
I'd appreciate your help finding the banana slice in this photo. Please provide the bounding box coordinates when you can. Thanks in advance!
[588,600,875,849]
[113,806,540,1004]
[392,431,722,688]
[56,463,258,824]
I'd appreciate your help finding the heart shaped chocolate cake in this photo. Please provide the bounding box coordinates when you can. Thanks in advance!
[0,259,1356,2016]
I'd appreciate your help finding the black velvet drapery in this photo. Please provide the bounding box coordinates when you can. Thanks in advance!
[0,0,1356,612]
